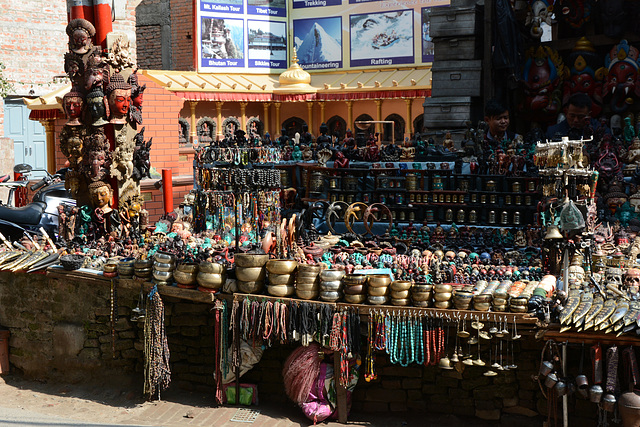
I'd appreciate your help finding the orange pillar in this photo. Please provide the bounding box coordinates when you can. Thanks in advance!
[93,0,112,48]
[68,0,94,22]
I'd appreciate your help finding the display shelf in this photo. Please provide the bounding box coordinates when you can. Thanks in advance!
[541,328,640,346]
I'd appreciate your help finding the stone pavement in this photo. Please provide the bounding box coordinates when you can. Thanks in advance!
[0,373,543,427]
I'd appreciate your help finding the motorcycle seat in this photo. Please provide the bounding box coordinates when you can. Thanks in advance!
[0,201,46,225]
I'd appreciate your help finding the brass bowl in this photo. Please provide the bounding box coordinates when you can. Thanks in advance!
[344,284,365,295]
[434,292,452,302]
[368,286,388,297]
[454,290,473,300]
[320,269,346,282]
[368,274,392,288]
[238,280,264,294]
[296,282,319,292]
[297,272,320,281]
[473,294,492,304]
[320,290,342,302]
[296,289,319,300]
[493,297,508,306]
[134,267,153,277]
[298,264,322,273]
[391,289,409,299]
[199,261,225,274]
[266,259,298,275]
[234,253,269,268]
[368,295,388,305]
[174,269,197,286]
[154,252,175,263]
[413,284,433,293]
[493,304,507,312]
[344,293,367,304]
[413,300,430,307]
[391,281,412,292]
[510,305,527,313]
[153,270,173,282]
[103,263,118,273]
[474,302,491,311]
[494,290,509,300]
[269,273,295,286]
[134,259,153,269]
[176,262,199,274]
[343,274,368,285]
[435,284,453,293]
[391,298,410,306]
[511,297,528,306]
[153,261,175,272]
[411,291,432,302]
[320,280,342,292]
[434,301,451,309]
[197,272,225,289]
[267,284,295,297]
[236,267,266,282]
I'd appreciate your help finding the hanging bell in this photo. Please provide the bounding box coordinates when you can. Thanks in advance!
[545,372,559,388]
[555,380,567,396]
[439,356,453,370]
[602,393,617,412]
[589,384,604,403]
[544,225,564,240]
[539,360,554,376]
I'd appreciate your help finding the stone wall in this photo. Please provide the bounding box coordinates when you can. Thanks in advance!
[0,271,599,424]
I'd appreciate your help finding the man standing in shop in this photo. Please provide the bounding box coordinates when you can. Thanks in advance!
[484,99,517,147]
[546,93,609,140]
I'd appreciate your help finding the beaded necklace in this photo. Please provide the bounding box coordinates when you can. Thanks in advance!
[365,313,376,382]
[330,312,342,351]
[340,311,350,386]
[213,300,224,404]
[262,300,273,344]
[415,315,424,365]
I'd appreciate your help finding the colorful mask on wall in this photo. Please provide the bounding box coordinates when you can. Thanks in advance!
[525,0,555,38]
[563,37,604,116]
[62,89,85,126]
[555,0,592,31]
[521,46,568,124]
[105,72,132,124]
[603,40,640,115]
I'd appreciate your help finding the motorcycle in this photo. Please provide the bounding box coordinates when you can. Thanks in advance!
[0,164,75,243]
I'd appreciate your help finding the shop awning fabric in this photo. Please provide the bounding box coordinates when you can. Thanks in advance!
[24,66,432,112]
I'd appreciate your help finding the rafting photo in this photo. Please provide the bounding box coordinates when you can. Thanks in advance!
[349,10,414,67]
[293,17,342,70]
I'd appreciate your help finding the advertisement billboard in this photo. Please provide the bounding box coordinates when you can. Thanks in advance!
[195,0,448,73]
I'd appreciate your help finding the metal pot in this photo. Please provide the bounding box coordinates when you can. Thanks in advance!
[236,266,266,282]
[268,273,295,286]
[589,385,603,403]
[545,372,558,389]
[266,259,298,275]
[602,393,617,412]
[267,284,295,297]
[237,280,264,294]
[234,253,269,268]
[320,269,346,281]
[539,361,554,377]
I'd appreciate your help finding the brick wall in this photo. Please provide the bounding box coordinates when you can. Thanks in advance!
[137,25,164,70]
[170,0,194,70]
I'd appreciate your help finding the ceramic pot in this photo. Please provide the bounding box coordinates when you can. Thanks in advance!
[234,253,269,268]
[236,267,266,282]
[267,285,295,297]
[238,280,264,294]
[266,259,298,275]
[197,272,225,289]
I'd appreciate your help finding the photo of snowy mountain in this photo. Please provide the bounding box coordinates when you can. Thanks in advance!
[293,17,342,69]
[350,10,414,67]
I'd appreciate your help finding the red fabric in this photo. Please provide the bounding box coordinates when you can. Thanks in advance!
[28,109,63,121]
[175,92,272,102]
[173,89,429,102]
[316,89,430,100]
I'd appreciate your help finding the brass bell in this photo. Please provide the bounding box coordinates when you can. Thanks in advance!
[544,225,564,240]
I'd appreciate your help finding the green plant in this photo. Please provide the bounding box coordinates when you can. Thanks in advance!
[0,62,14,98]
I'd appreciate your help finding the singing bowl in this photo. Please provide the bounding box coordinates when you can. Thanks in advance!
[237,280,264,294]
[266,259,298,275]
[153,261,175,272]
[453,290,473,301]
[234,253,269,268]
[134,267,153,277]
[297,272,321,282]
[494,290,509,300]
[268,273,295,286]
[391,280,412,292]
[174,270,198,286]
[493,297,508,306]
[103,263,118,273]
[368,295,388,305]
[134,258,153,269]
[320,280,342,291]
[391,289,410,299]
[297,264,322,274]
[267,284,295,297]
[296,282,319,292]
[368,274,392,288]
[344,293,367,304]
[511,297,529,306]
[434,292,452,302]
[320,290,342,301]
[199,261,225,274]
[296,289,319,300]
[492,304,507,312]
[344,284,365,295]
[153,270,173,282]
[391,298,410,306]
[197,272,225,289]
[320,269,346,282]
[435,284,453,293]
[474,302,491,311]
[154,251,175,263]
[343,274,368,285]
[176,262,199,274]
[411,291,432,302]
[510,305,527,313]
[413,300,430,307]
[434,301,451,309]
[453,301,472,310]
[236,267,266,282]
[368,286,389,297]
[412,284,433,293]
[473,294,492,304]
